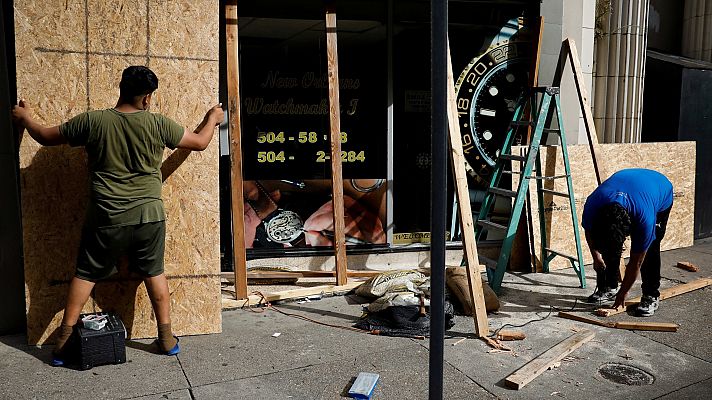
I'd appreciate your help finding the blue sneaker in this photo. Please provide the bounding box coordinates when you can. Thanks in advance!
[50,356,65,367]
[162,336,180,356]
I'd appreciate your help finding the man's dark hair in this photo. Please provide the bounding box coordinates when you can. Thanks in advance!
[119,66,158,99]
[592,203,631,256]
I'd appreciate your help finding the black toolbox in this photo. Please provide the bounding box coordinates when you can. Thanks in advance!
[74,312,126,370]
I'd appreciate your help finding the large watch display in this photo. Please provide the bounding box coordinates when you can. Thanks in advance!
[455,40,531,182]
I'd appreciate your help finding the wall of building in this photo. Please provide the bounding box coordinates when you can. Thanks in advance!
[682,0,712,62]
[539,0,597,145]
[593,0,651,143]
[648,0,684,54]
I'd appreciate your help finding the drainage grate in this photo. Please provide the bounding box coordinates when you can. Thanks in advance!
[598,363,655,386]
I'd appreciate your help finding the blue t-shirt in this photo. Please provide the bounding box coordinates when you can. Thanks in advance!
[581,169,673,253]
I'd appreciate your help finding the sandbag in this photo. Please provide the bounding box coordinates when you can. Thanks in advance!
[368,292,430,313]
[445,267,500,313]
[355,270,427,298]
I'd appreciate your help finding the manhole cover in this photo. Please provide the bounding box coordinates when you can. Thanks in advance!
[598,363,655,386]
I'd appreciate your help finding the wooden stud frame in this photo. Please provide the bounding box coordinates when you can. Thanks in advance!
[225,2,354,297]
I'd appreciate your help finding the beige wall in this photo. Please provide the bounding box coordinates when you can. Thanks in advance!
[592,0,651,143]
[539,0,597,145]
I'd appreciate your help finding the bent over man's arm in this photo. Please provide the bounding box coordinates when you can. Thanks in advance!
[177,104,224,151]
[613,251,647,308]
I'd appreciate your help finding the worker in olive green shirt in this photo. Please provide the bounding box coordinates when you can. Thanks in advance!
[12,66,224,366]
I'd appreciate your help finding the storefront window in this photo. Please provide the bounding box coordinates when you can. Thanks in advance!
[238,1,388,255]
[220,0,538,262]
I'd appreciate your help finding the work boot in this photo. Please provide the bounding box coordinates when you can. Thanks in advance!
[586,286,618,304]
[635,295,660,317]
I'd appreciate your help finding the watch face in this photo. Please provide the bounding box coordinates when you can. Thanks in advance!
[455,41,530,181]
[265,210,304,244]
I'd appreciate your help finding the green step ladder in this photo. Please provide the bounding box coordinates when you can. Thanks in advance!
[475,86,586,293]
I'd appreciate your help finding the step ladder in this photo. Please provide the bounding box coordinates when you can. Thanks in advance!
[475,86,586,293]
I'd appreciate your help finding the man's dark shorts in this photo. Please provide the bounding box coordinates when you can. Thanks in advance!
[76,221,165,281]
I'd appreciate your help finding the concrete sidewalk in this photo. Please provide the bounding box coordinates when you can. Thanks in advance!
[2,239,712,400]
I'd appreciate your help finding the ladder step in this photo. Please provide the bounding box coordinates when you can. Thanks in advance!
[488,187,517,198]
[544,247,578,262]
[540,188,570,197]
[477,220,507,231]
[527,174,570,180]
[499,154,527,162]
[543,128,560,134]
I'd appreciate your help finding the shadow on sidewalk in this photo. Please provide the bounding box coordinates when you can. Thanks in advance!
[0,333,52,365]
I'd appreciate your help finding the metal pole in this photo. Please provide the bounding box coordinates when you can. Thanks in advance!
[429,0,447,398]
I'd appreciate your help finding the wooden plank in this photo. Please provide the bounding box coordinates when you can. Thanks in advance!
[529,16,545,88]
[558,312,678,332]
[221,267,487,282]
[325,6,348,286]
[596,278,712,317]
[222,281,364,309]
[565,39,605,183]
[612,321,678,332]
[556,311,607,327]
[226,1,248,300]
[505,330,595,390]
[552,39,606,185]
[446,42,489,338]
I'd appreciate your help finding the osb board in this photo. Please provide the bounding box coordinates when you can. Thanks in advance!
[511,142,695,271]
[15,0,221,344]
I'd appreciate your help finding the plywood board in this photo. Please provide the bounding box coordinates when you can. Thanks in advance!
[16,0,222,344]
[511,142,695,271]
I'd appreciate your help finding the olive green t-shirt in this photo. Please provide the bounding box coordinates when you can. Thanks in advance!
[59,109,184,228]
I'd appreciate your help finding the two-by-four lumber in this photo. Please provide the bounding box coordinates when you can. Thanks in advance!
[596,277,712,317]
[505,329,595,390]
[220,267,486,282]
[446,41,489,338]
[226,1,249,299]
[558,312,678,332]
[222,281,364,309]
[325,6,348,286]
[552,39,605,185]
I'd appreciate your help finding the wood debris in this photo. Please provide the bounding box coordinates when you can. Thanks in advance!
[596,278,712,317]
[676,261,699,272]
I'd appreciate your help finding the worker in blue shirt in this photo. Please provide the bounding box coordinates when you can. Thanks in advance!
[581,169,673,316]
